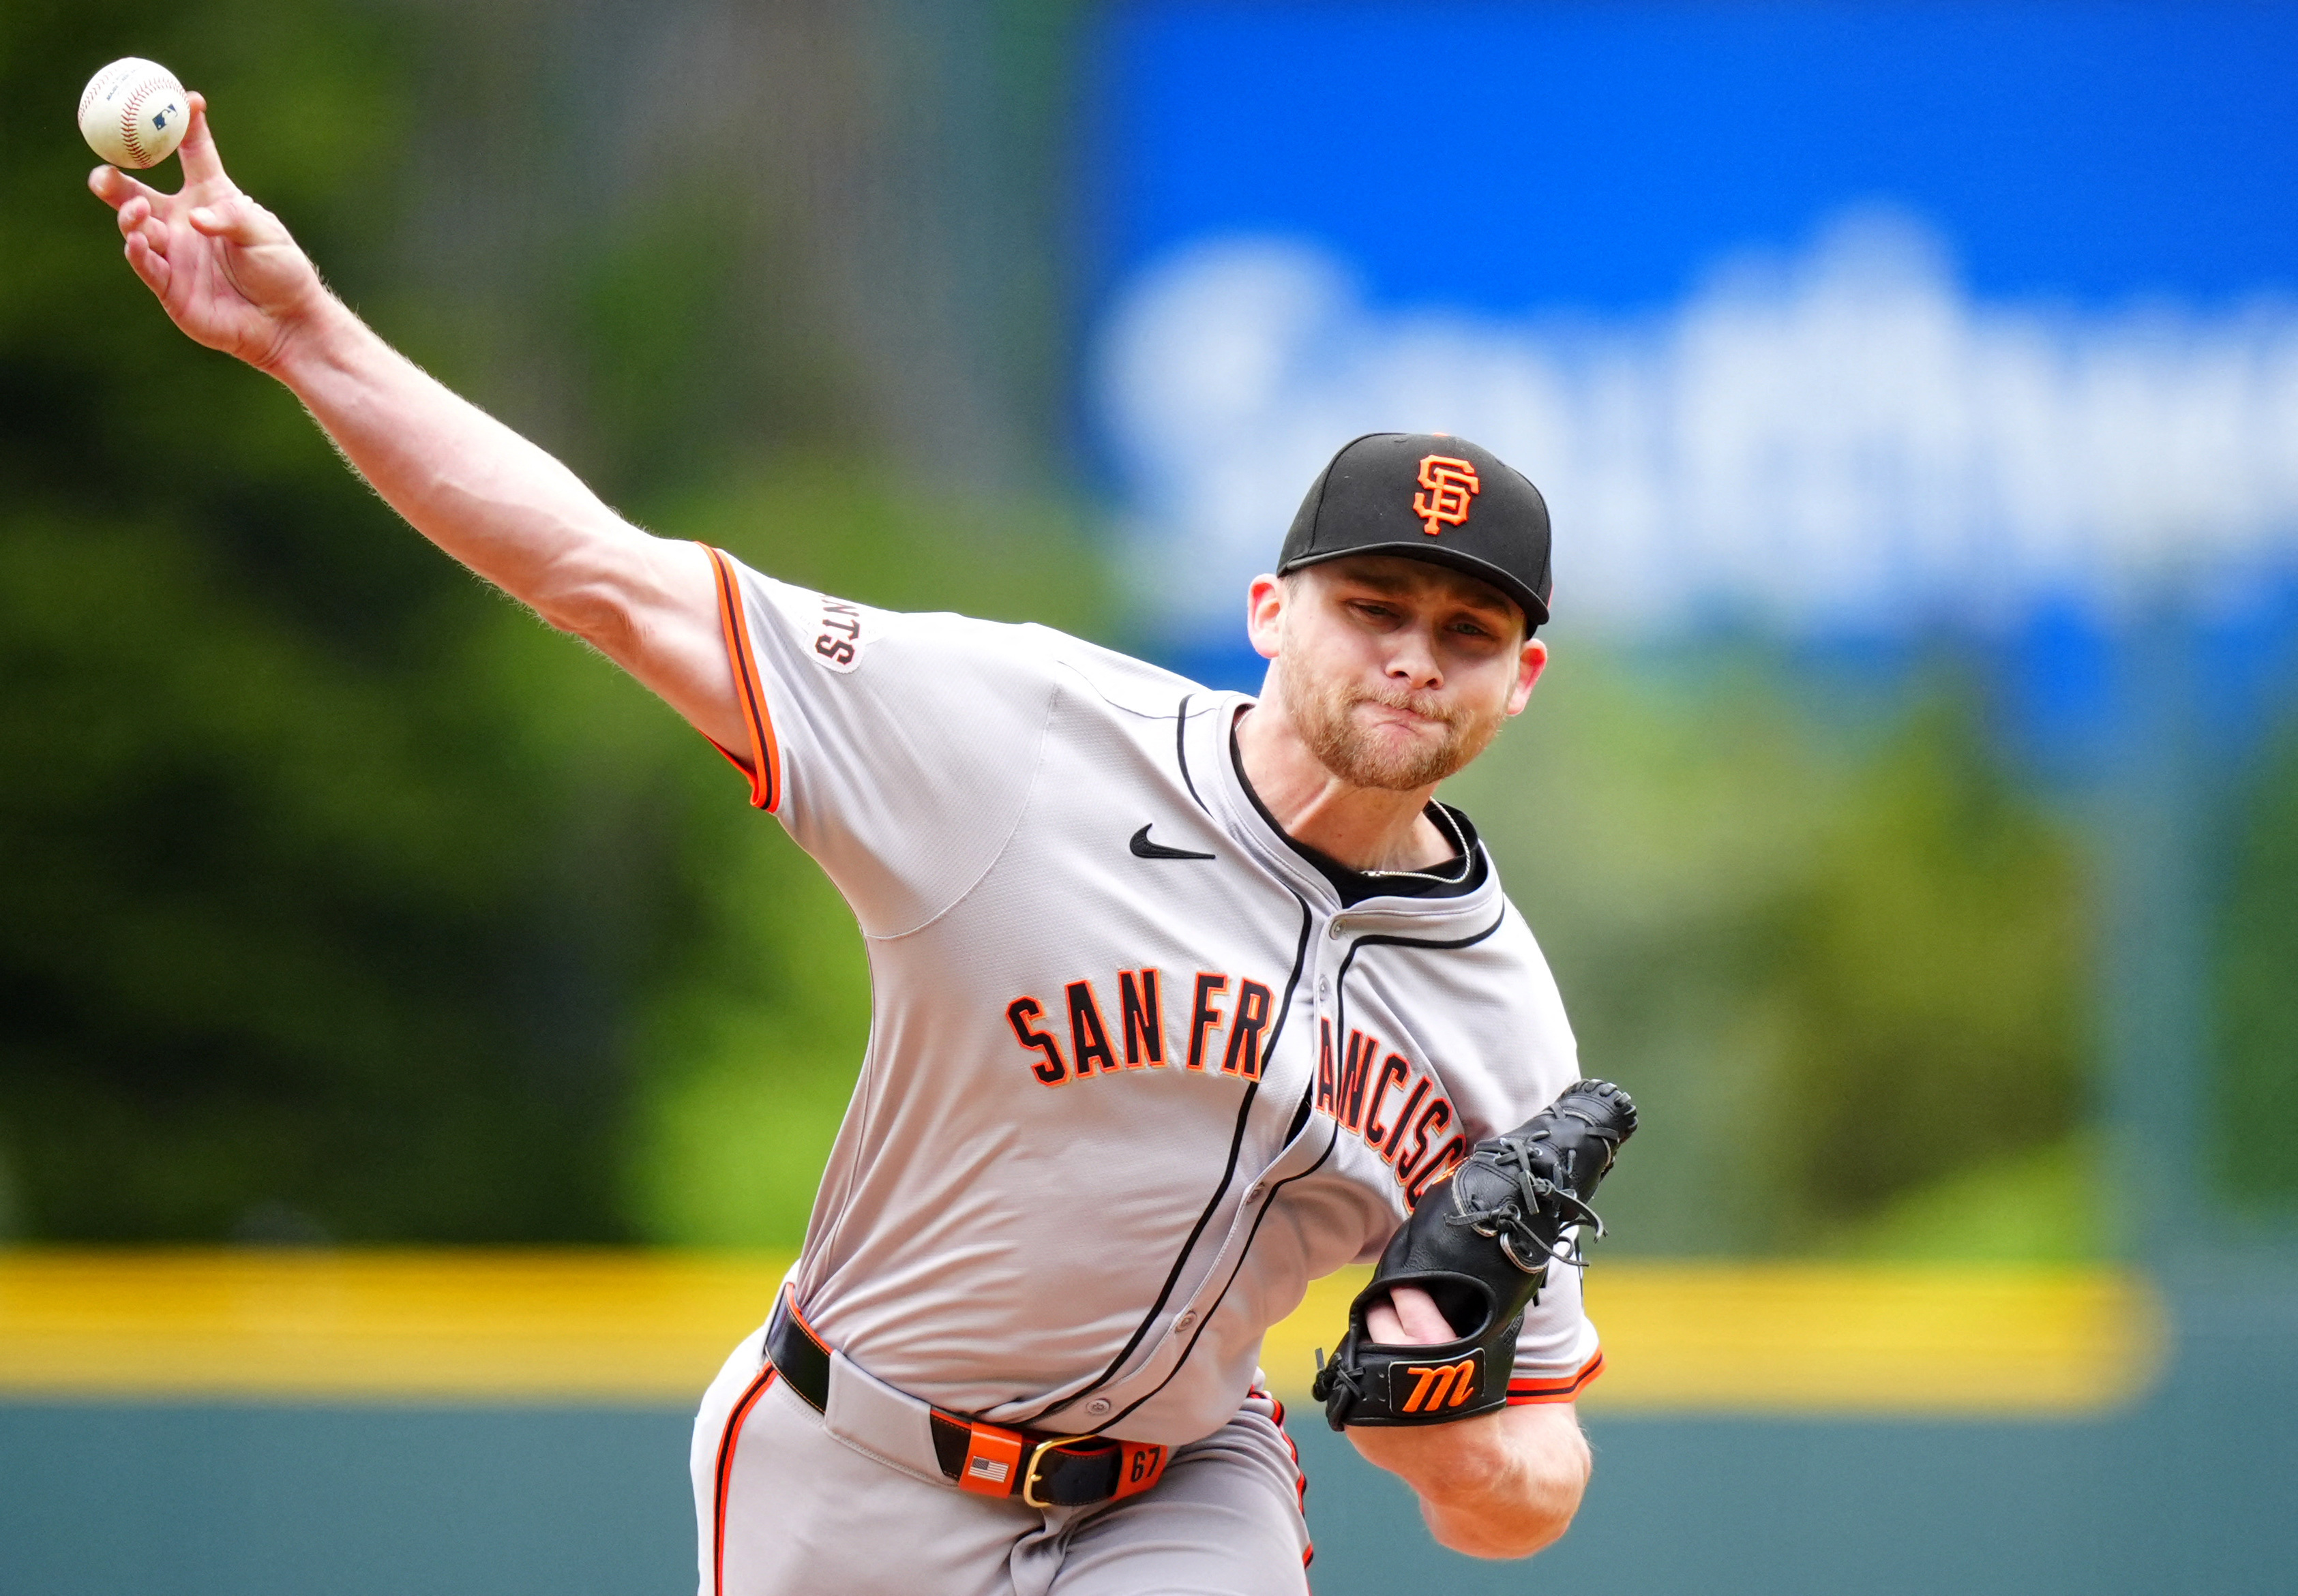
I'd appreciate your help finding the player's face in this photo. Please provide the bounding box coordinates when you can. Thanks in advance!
[1249,557,1547,792]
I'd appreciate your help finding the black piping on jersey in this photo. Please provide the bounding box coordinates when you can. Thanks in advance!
[1174,693,1210,814]
[1226,716,1484,906]
[708,547,780,813]
[1006,888,1315,1429]
[1092,1105,1341,1434]
[1088,908,1508,1434]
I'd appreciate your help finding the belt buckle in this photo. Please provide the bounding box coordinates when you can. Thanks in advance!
[1020,1434,1095,1510]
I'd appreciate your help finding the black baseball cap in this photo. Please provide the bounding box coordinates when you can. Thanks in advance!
[1277,432,1553,630]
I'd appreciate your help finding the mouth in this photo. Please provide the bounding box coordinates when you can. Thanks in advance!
[1357,697,1450,735]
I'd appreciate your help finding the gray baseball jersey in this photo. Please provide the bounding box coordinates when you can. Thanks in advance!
[696,545,1603,1453]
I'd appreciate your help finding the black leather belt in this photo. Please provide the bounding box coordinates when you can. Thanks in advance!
[766,1291,1168,1509]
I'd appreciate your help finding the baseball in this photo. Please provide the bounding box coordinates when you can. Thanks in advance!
[78,58,189,170]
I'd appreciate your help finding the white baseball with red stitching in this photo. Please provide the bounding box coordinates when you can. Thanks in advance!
[78,58,189,170]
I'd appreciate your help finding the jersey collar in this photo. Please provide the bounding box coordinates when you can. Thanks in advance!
[1191,693,1506,930]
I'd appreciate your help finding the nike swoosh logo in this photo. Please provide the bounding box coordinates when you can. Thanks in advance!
[1130,824,1215,861]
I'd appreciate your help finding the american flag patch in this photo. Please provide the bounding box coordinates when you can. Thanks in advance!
[967,1458,1011,1484]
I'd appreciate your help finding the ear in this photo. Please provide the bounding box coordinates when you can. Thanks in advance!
[1505,637,1548,717]
[1245,573,1286,661]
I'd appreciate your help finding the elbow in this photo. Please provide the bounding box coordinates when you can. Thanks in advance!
[528,541,658,661]
[1433,1506,1581,1561]
[1424,1419,1591,1561]
[1431,1498,1579,1561]
[524,534,661,656]
[537,577,637,651]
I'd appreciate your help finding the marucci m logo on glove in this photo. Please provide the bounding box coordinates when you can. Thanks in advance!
[1394,1351,1483,1414]
[1313,1079,1639,1430]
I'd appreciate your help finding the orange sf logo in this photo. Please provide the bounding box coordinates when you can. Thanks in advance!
[1413,455,1480,536]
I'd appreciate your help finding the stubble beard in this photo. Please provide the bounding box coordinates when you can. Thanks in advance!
[1278,663,1507,792]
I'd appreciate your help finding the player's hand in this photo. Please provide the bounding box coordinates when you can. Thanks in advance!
[1365,1284,1454,1344]
[88,94,330,372]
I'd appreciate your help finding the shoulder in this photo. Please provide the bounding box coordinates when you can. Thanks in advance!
[1036,629,1210,717]
[1463,894,1572,1037]
[721,554,1177,697]
[818,590,1210,721]
[1413,894,1581,1130]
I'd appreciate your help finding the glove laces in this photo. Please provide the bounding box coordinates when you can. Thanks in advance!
[1445,1136,1605,1275]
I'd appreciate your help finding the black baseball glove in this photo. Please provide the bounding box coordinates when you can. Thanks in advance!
[1311,1078,1637,1429]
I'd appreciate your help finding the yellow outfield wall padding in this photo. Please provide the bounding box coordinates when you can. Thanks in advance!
[0,1252,2165,1414]
[0,1251,793,1402]
[1263,1263,2168,1415]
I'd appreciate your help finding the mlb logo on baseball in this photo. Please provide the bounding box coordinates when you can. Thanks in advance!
[78,58,190,170]
[1391,1349,1484,1414]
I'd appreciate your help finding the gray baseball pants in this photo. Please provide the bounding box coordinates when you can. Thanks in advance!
[692,1325,1314,1596]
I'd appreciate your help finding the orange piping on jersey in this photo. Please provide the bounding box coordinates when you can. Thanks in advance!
[711,1361,779,1596]
[1255,1383,1313,1567]
[1506,1348,1605,1405]
[702,543,782,812]
[781,1288,828,1348]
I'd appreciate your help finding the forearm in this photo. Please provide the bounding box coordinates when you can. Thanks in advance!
[94,95,742,749]
[269,297,652,636]
[265,297,738,743]
[1348,1402,1590,1560]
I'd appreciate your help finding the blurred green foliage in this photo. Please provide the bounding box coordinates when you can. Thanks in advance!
[1768,697,2087,1229]
[1447,648,2095,1257]
[1,1,613,1241]
[0,0,1105,1244]
[2218,714,2298,1211]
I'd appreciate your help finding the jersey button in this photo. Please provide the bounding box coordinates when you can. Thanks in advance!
[1247,1182,1264,1199]
[1328,920,1346,939]
[1176,1310,1199,1330]
[1086,1398,1113,1416]
[1315,976,1330,1002]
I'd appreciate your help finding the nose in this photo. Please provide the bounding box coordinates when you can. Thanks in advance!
[1386,622,1444,691]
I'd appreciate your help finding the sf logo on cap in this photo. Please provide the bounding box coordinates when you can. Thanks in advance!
[1413,455,1480,536]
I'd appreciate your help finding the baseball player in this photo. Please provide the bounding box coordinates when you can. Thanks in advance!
[92,98,1638,1595]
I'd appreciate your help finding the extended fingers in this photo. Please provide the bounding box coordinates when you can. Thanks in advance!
[175,94,228,189]
[187,194,274,245]
[113,195,170,258]
[123,228,171,296]
[88,163,164,213]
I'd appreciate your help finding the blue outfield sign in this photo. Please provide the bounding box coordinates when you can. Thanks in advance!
[1082,2,2298,654]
